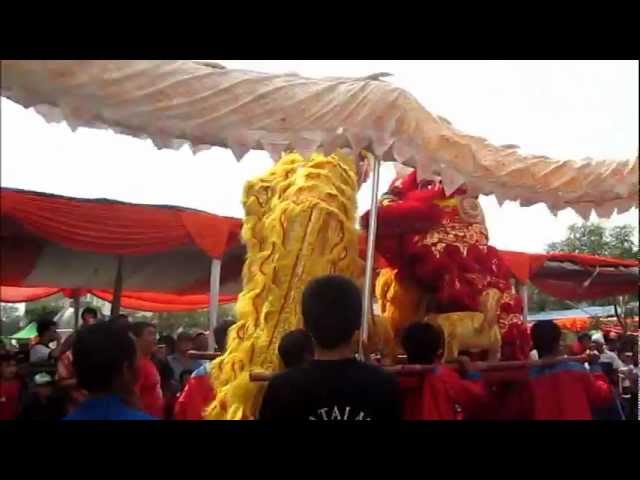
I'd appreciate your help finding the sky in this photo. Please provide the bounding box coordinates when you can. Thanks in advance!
[1,60,638,253]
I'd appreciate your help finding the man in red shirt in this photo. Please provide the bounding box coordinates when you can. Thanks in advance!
[174,320,234,421]
[528,321,612,420]
[569,332,592,356]
[398,322,489,420]
[131,322,164,418]
[0,353,22,420]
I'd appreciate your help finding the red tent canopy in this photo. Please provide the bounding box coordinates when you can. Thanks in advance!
[1,188,243,311]
[2,188,637,310]
[499,250,639,301]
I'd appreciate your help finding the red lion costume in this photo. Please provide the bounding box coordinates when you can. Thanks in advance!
[362,169,530,361]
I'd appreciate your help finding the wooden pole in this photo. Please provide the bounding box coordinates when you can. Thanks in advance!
[248,355,589,382]
[208,259,221,352]
[110,256,123,317]
[186,350,222,361]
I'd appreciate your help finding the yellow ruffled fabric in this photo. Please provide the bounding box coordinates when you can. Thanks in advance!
[205,151,363,420]
[375,267,425,337]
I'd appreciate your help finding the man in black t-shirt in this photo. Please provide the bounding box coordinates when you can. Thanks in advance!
[259,275,402,421]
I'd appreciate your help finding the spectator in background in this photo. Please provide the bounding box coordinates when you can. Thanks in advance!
[179,370,194,392]
[259,275,402,421]
[192,331,209,352]
[30,316,62,364]
[108,314,131,333]
[569,332,592,356]
[173,321,234,421]
[167,331,203,384]
[398,322,489,420]
[158,335,176,357]
[618,351,638,421]
[131,321,164,418]
[0,352,23,420]
[18,372,67,420]
[528,321,613,420]
[65,322,154,420]
[277,329,314,369]
[56,306,101,411]
[591,333,624,370]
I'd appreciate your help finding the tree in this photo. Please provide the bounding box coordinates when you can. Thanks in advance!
[528,222,639,322]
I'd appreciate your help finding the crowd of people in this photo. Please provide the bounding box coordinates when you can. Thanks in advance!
[1,274,638,421]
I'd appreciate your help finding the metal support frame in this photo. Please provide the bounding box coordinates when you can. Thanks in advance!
[73,290,81,330]
[359,155,381,360]
[110,256,124,317]
[208,258,222,352]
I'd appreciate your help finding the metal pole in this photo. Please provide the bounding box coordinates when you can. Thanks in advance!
[73,290,81,330]
[518,282,529,322]
[110,256,124,317]
[359,155,381,360]
[208,258,222,352]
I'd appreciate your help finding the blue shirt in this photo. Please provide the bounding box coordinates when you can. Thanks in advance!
[64,394,156,421]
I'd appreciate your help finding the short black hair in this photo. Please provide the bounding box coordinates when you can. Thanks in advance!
[81,307,98,319]
[302,275,361,350]
[278,329,314,369]
[130,321,156,339]
[158,335,176,354]
[36,316,58,338]
[577,332,592,343]
[0,351,18,365]
[213,320,234,352]
[108,314,130,333]
[531,321,562,357]
[180,369,193,384]
[72,322,137,393]
[401,322,444,364]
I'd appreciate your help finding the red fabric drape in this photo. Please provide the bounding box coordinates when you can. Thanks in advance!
[0,286,237,311]
[534,277,638,301]
[0,189,241,258]
[0,286,61,303]
[90,290,236,312]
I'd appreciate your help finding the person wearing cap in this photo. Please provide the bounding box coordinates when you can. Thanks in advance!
[167,331,203,384]
[591,333,624,370]
[17,371,67,420]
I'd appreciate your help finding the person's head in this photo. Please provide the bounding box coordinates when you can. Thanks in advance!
[0,353,18,381]
[605,332,618,351]
[175,331,194,356]
[531,321,562,358]
[278,329,315,369]
[213,320,234,353]
[108,314,130,333]
[577,332,592,348]
[32,372,55,398]
[179,369,193,390]
[36,315,58,344]
[621,351,634,366]
[81,307,99,326]
[302,275,361,351]
[157,335,176,356]
[130,321,158,356]
[591,333,606,353]
[72,322,139,396]
[192,331,209,352]
[401,322,445,365]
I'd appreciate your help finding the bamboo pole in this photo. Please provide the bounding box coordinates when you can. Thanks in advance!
[248,355,589,382]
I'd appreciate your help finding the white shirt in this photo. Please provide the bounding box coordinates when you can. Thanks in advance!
[29,344,51,363]
[599,349,624,370]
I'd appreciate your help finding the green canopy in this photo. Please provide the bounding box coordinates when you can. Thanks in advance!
[9,322,37,340]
